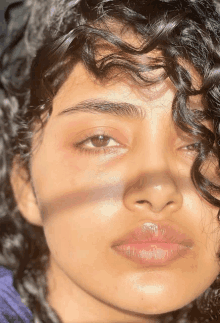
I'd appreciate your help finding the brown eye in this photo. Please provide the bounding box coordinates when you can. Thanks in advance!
[77,134,120,150]
[90,135,111,147]
[74,132,124,155]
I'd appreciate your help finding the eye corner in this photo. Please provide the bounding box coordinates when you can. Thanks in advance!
[176,141,202,159]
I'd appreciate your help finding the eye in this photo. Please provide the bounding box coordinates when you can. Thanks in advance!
[181,142,201,154]
[74,134,122,155]
[82,135,117,148]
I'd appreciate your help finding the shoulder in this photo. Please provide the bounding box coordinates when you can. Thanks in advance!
[0,266,33,323]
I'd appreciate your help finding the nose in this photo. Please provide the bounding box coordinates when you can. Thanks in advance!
[123,172,183,215]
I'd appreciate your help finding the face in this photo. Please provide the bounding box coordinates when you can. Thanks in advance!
[17,63,220,323]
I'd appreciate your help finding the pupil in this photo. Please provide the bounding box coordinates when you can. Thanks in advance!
[91,135,110,147]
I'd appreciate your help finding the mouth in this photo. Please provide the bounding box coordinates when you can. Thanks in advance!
[112,222,194,266]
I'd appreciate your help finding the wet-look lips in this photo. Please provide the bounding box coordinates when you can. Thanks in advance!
[112,222,194,266]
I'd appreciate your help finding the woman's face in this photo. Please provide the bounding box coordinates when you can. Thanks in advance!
[26,63,220,322]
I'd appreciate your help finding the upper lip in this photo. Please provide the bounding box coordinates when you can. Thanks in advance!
[112,222,194,248]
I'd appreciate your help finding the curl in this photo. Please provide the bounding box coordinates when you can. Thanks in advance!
[1,1,220,322]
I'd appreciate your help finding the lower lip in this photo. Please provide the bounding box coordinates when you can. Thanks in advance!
[113,242,190,266]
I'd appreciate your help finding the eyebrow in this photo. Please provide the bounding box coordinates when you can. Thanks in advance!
[56,99,146,119]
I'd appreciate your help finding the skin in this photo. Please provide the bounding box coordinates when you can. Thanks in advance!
[12,62,220,323]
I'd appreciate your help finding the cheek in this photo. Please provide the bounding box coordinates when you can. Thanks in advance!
[42,198,127,295]
[40,177,125,266]
[43,214,100,269]
[31,133,126,219]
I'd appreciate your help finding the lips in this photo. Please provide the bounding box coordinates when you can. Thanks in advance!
[112,222,194,266]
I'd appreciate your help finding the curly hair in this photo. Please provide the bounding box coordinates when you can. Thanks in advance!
[1,0,220,322]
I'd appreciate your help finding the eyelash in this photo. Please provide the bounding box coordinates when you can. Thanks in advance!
[74,132,202,156]
[74,132,122,155]
[181,142,201,153]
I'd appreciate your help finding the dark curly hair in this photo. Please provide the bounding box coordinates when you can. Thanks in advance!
[1,0,220,322]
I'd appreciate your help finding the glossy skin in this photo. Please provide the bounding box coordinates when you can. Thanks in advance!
[13,62,220,323]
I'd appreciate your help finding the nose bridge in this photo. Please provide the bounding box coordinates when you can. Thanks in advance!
[139,142,168,172]
[123,106,183,216]
[123,122,182,215]
[137,108,171,170]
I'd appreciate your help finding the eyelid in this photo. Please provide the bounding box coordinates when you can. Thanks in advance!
[177,142,201,158]
[182,142,201,150]
[73,131,129,156]
[76,134,120,148]
[73,127,130,146]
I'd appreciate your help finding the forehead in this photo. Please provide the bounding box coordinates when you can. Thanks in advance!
[52,62,174,118]
[51,18,203,115]
[52,59,203,119]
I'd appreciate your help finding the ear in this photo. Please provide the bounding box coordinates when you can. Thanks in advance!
[10,160,43,226]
